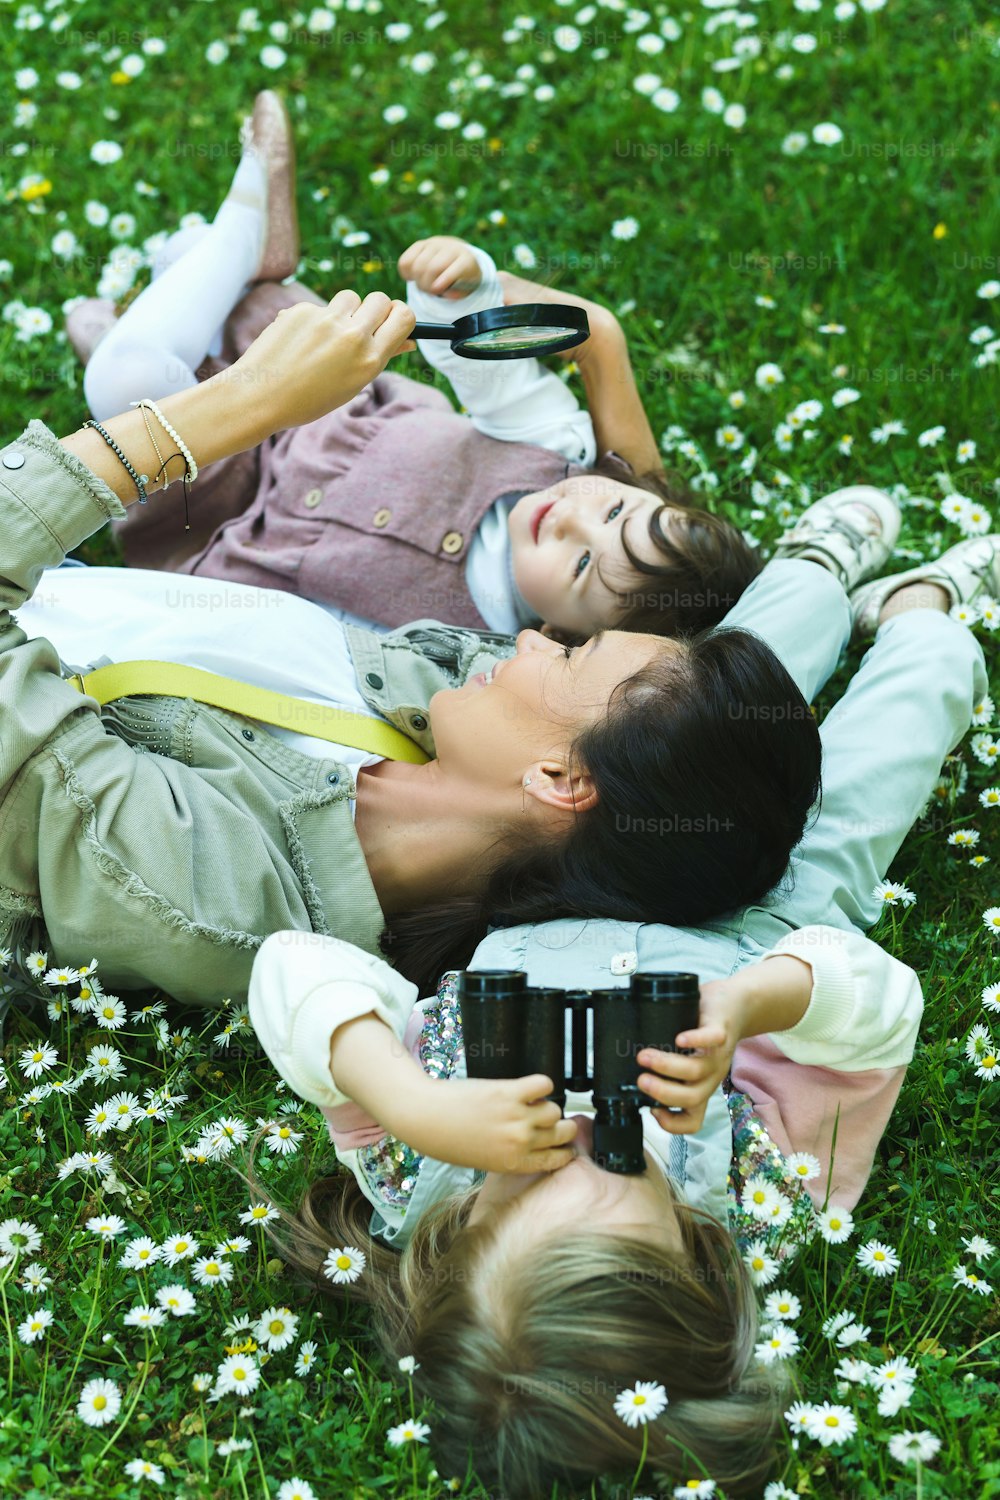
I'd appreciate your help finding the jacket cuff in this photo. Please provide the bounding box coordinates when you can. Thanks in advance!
[762,928,857,1047]
[17,420,127,539]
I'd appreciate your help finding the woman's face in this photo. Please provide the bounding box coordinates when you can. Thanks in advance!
[428,627,671,795]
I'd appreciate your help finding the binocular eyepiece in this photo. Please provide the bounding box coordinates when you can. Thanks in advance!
[457,969,700,1175]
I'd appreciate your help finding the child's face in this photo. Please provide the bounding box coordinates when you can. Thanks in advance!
[507,476,682,639]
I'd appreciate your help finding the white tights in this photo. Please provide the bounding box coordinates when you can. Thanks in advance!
[83,151,266,424]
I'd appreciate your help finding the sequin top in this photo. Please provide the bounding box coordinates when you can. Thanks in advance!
[353,971,466,1216]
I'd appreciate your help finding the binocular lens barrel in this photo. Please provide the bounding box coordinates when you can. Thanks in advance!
[457,970,701,1174]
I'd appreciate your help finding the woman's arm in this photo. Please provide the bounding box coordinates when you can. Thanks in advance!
[60,290,415,505]
[497,270,663,476]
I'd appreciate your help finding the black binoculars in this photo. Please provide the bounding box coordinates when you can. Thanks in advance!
[457,969,701,1175]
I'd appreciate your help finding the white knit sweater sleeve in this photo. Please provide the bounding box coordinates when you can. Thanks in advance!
[761,926,923,1071]
[247,932,420,1110]
[405,242,596,463]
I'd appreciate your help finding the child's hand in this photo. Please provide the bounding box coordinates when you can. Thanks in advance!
[633,977,750,1135]
[400,1072,580,1175]
[397,236,483,299]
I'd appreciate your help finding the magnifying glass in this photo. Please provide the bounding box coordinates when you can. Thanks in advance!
[410,302,590,360]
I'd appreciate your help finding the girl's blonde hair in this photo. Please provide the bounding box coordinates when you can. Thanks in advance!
[236,1135,789,1497]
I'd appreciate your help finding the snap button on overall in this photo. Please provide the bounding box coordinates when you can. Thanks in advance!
[441,531,463,554]
[373,507,392,528]
[365,672,384,690]
[303,487,322,509]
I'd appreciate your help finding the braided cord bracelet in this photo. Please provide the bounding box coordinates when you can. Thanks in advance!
[82,420,149,504]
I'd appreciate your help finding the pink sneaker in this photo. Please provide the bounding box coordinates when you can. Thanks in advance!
[66,297,117,365]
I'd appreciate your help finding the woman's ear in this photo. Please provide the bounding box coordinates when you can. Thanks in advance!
[522,762,598,816]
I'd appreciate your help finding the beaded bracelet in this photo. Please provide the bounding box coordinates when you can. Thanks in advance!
[130,399,197,531]
[82,420,148,504]
[131,399,198,483]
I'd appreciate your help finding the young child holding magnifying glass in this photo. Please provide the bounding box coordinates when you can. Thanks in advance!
[69,91,891,645]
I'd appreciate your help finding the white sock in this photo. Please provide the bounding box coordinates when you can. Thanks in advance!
[213,141,268,281]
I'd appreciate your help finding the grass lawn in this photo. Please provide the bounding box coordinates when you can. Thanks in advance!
[1,0,998,1495]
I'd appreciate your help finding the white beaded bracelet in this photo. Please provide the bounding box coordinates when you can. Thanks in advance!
[130,399,199,484]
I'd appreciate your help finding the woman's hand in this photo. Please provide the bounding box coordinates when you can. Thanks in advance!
[392,1072,580,1175]
[398,236,483,298]
[221,288,415,436]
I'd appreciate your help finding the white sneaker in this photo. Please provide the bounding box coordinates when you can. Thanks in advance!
[849,533,1000,640]
[773,485,901,592]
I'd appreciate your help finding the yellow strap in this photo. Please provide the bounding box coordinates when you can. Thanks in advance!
[66,660,430,765]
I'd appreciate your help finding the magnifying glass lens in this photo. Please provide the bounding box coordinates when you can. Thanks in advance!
[466,324,581,350]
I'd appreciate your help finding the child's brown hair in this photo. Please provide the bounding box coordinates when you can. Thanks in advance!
[236,1136,789,1497]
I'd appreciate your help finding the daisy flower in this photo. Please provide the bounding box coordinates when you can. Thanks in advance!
[982,906,1000,933]
[878,1383,914,1416]
[0,1219,42,1257]
[214,1236,252,1257]
[971,855,991,868]
[948,829,981,847]
[86,1214,128,1240]
[755,1324,800,1363]
[869,1355,918,1389]
[124,1458,166,1485]
[214,1353,261,1397]
[155,1285,197,1317]
[611,216,640,241]
[956,439,977,463]
[831,387,861,407]
[805,1403,858,1446]
[77,1377,122,1426]
[856,1239,900,1277]
[20,1262,52,1295]
[613,1380,669,1428]
[961,1233,995,1261]
[673,1483,716,1498]
[239,1202,280,1228]
[119,1237,161,1271]
[94,996,128,1029]
[740,1176,782,1220]
[716,424,745,452]
[84,1044,126,1082]
[785,1151,821,1181]
[755,362,784,391]
[192,1256,235,1288]
[836,1321,871,1348]
[974,694,996,726]
[979,789,1000,809]
[834,1356,872,1385]
[816,1202,856,1244]
[837,435,854,455]
[764,1289,802,1321]
[160,1233,199,1266]
[323,1246,366,1284]
[106,1091,141,1129]
[25,950,49,974]
[888,1430,942,1465]
[872,880,916,908]
[265,1124,304,1157]
[255,1306,299,1351]
[192,1373,213,1392]
[20,1043,59,1080]
[17,1308,53,1344]
[277,1481,317,1500]
[398,1354,419,1374]
[918,425,946,447]
[42,965,80,987]
[812,122,844,146]
[124,1304,166,1329]
[783,1400,817,1433]
[387,1421,432,1446]
[743,1239,780,1287]
[295,1340,319,1376]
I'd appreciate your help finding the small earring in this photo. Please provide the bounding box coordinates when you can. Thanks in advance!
[523,776,533,787]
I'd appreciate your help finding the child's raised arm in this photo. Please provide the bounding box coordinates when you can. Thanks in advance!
[497,269,663,477]
[248,932,578,1174]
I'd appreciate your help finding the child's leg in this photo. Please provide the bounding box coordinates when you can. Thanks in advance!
[83,154,267,423]
[716,558,852,703]
[769,608,987,931]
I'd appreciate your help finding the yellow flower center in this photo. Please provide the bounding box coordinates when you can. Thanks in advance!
[982,1055,997,1068]
[752,1190,765,1203]
[824,1415,840,1428]
[206,1263,220,1276]
[234,1367,246,1380]
[175,1242,188,1253]
[93,1396,107,1411]
[874,1251,885,1261]
[279,1128,291,1139]
[335,1254,351,1270]
[634,1394,646,1406]
[830,1218,842,1230]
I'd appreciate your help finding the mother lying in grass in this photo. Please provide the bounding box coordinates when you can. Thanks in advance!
[1,290,820,1001]
[242,497,992,1496]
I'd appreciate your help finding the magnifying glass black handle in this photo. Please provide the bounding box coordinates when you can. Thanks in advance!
[411,323,461,340]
